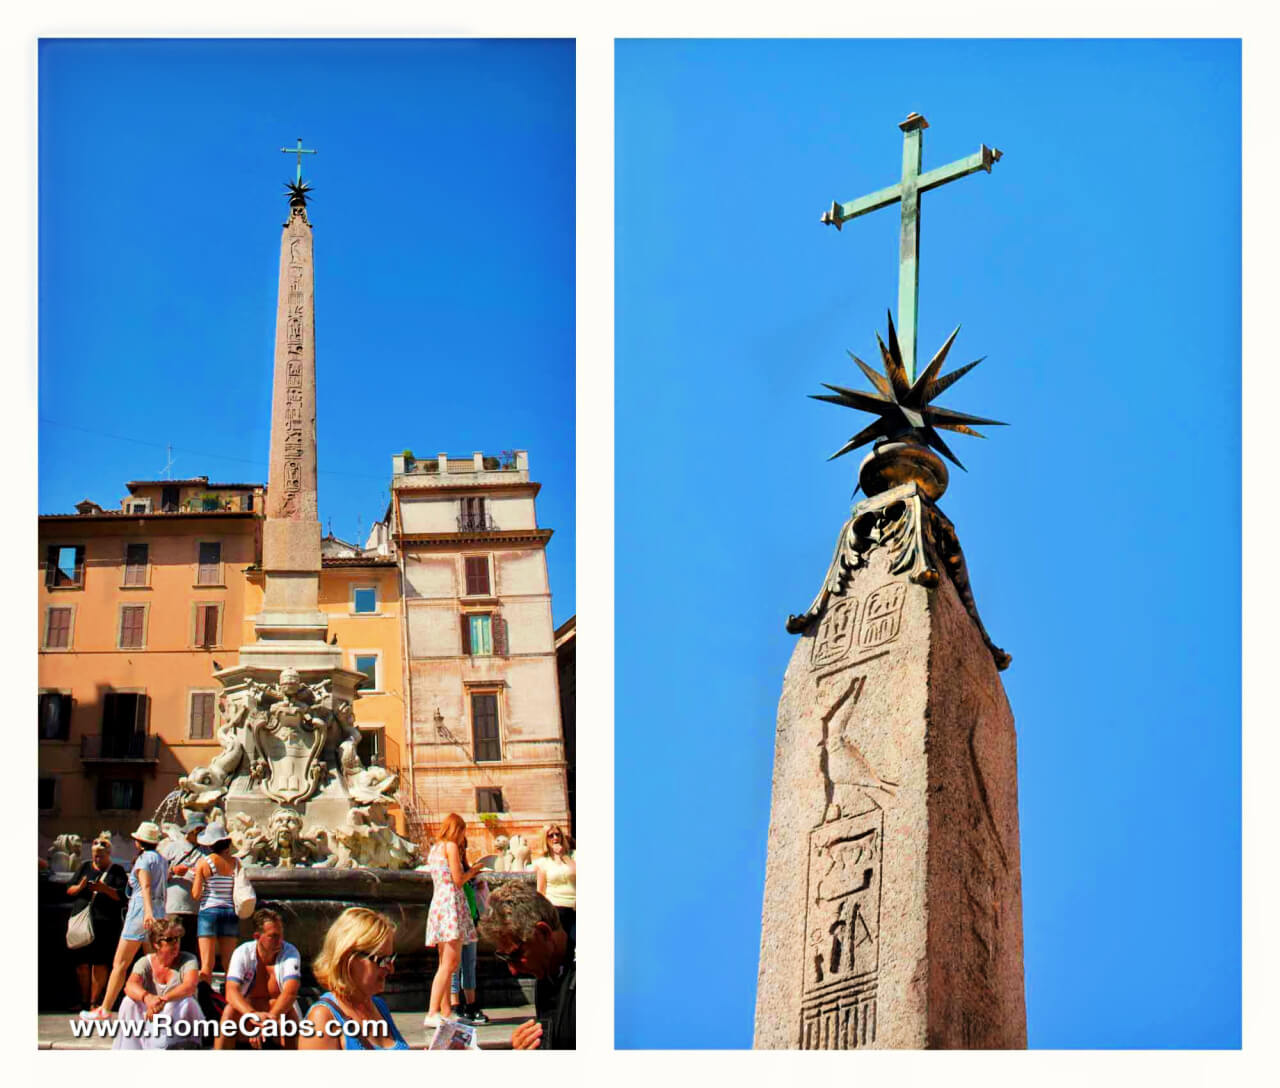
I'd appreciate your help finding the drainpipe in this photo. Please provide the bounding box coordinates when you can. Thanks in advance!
[393,488,418,838]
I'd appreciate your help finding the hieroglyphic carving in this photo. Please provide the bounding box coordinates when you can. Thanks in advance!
[787,482,1009,670]
[811,596,858,668]
[801,805,883,1048]
[278,227,307,515]
[800,672,898,1048]
[859,583,905,649]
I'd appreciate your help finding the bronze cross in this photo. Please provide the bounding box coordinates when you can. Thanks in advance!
[821,113,1001,381]
[280,137,317,184]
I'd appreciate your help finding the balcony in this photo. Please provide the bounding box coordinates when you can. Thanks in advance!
[457,512,499,531]
[80,733,161,764]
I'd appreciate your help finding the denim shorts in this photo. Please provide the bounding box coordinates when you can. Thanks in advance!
[122,895,164,943]
[197,906,240,938]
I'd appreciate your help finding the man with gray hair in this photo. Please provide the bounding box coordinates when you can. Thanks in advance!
[479,883,575,1050]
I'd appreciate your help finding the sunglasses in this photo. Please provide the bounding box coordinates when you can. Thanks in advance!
[494,941,527,968]
[547,833,562,840]
[154,937,182,946]
[359,951,397,969]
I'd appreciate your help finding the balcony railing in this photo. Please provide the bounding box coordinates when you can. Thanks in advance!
[80,734,161,762]
[457,513,499,531]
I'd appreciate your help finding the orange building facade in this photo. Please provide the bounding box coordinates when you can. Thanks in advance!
[39,478,410,843]
[38,479,262,841]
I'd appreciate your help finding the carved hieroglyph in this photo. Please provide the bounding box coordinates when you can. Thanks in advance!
[756,479,1024,1049]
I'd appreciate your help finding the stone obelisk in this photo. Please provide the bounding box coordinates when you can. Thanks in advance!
[754,114,1025,1050]
[208,165,367,834]
[241,174,338,670]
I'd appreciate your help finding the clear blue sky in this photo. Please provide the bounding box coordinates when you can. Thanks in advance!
[38,38,576,623]
[616,39,1240,1049]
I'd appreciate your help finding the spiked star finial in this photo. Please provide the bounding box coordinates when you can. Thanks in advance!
[285,178,315,208]
[810,311,1007,471]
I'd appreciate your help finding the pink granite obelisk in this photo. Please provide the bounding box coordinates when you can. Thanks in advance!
[754,448,1026,1049]
[241,181,338,668]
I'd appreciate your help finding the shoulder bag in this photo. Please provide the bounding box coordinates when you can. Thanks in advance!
[232,859,257,919]
[66,868,99,950]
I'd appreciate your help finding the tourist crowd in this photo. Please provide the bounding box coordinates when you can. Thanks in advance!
[65,815,575,1050]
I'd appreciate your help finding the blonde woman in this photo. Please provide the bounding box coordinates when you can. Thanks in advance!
[301,907,408,1050]
[532,824,576,935]
[423,813,485,1027]
[112,917,202,1050]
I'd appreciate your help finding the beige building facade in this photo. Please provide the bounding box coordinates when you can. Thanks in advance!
[392,449,570,854]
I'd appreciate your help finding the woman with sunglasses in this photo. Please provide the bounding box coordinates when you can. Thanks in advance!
[533,824,576,935]
[423,813,485,1028]
[113,917,203,1050]
[301,907,409,1050]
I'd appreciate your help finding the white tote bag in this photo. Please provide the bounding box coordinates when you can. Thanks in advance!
[232,861,256,919]
[66,901,95,949]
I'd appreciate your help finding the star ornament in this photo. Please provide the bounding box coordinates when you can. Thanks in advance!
[811,311,1007,471]
[285,178,315,206]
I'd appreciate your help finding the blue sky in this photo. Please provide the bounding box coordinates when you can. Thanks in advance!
[616,39,1240,1049]
[38,38,576,623]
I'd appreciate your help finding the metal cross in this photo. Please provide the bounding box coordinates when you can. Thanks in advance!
[821,113,1001,382]
[280,137,317,183]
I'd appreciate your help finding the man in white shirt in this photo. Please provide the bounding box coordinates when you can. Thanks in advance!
[214,908,302,1050]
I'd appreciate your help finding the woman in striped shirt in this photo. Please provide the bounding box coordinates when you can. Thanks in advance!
[189,822,241,985]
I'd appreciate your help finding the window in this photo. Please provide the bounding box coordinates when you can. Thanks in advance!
[119,605,146,649]
[354,654,378,691]
[97,778,143,811]
[352,586,377,614]
[472,693,501,762]
[189,692,215,740]
[126,499,151,515]
[460,496,488,531]
[194,604,220,648]
[44,544,85,588]
[38,778,56,811]
[357,728,384,767]
[476,787,504,813]
[464,556,490,596]
[243,492,254,512]
[161,486,179,513]
[44,606,73,649]
[461,613,507,656]
[197,542,221,585]
[101,692,147,755]
[463,614,492,656]
[39,692,72,740]
[123,542,148,586]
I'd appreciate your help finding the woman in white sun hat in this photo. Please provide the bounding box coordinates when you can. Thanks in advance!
[81,820,169,1020]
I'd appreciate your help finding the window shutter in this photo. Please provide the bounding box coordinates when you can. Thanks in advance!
[198,542,220,584]
[135,694,149,733]
[472,693,500,762]
[45,545,58,586]
[74,546,85,584]
[465,556,490,595]
[124,543,147,586]
[196,605,218,648]
[460,613,472,655]
[493,614,508,656]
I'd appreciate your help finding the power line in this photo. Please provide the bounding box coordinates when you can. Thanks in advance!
[38,417,388,481]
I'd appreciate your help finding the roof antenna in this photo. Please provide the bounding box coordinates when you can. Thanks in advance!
[159,444,176,480]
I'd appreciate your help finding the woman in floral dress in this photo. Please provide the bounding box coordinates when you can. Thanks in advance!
[423,813,484,1027]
